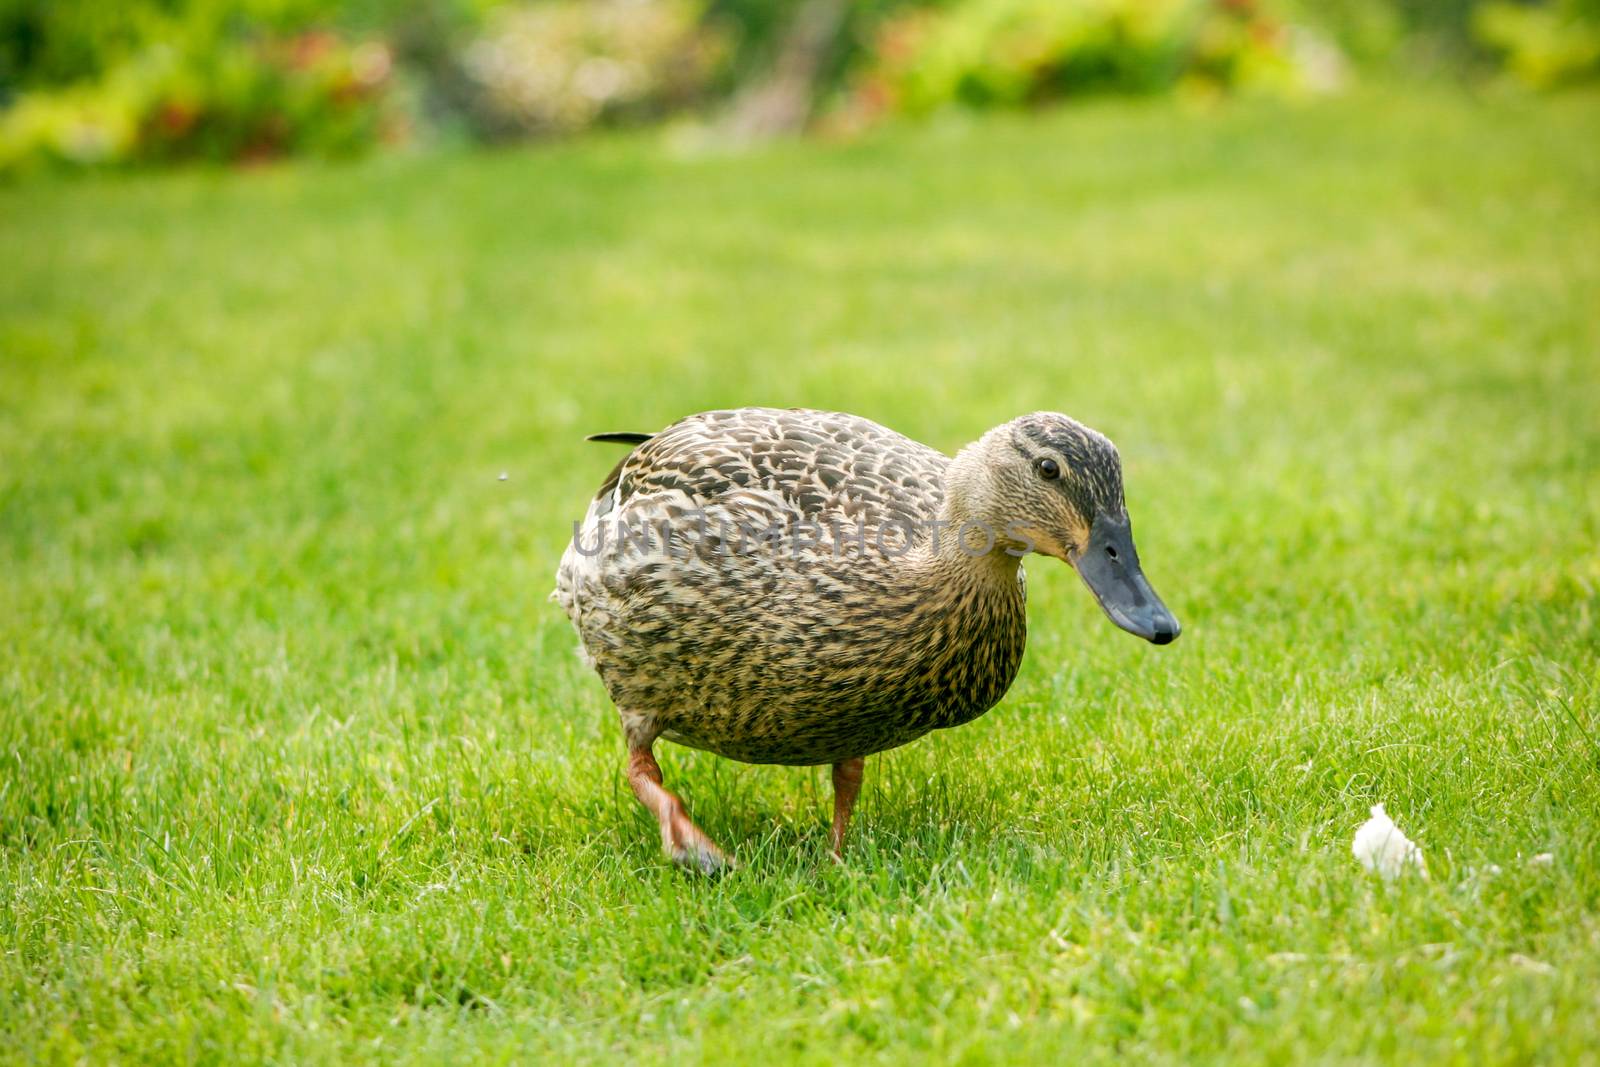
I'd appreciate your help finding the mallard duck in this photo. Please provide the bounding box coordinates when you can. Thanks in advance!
[554,408,1178,871]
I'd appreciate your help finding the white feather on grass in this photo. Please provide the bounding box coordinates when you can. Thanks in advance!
[1352,803,1427,880]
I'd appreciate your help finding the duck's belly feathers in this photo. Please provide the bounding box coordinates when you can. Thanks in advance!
[554,408,1028,765]
[578,539,1026,764]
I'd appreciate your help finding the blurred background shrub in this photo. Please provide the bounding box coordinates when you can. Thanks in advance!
[845,0,1342,122]
[0,0,401,173]
[1,0,1596,175]
[457,0,726,139]
[1474,0,1600,87]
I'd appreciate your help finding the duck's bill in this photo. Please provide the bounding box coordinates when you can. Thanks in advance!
[1070,513,1181,646]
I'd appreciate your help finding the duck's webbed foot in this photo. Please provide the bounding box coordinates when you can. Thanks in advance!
[830,757,866,860]
[626,741,731,875]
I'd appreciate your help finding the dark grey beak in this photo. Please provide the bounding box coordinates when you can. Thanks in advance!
[1070,513,1180,645]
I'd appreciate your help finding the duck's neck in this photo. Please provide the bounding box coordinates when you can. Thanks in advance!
[879,443,1027,731]
[915,438,1026,588]
[916,538,1022,603]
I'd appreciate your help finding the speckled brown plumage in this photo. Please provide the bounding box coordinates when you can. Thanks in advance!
[552,406,1168,868]
[557,407,1031,764]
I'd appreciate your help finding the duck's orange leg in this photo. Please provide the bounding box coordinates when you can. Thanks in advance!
[626,742,730,874]
[830,757,866,859]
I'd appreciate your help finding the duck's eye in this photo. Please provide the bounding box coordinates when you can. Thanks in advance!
[1106,545,1118,560]
[1037,458,1060,480]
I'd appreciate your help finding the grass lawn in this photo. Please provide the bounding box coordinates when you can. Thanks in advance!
[2,89,1598,1064]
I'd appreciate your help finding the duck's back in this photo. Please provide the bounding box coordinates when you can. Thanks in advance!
[554,408,1025,765]
[611,407,949,530]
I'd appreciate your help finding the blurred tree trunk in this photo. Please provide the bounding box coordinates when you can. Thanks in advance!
[722,0,849,140]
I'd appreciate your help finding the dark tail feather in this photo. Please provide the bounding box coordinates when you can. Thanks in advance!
[586,432,653,445]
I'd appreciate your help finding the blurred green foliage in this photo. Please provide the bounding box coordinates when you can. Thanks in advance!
[1475,0,1600,86]
[847,0,1340,120]
[0,0,376,94]
[0,24,397,174]
[1385,0,1483,55]
[0,0,420,173]
[1,0,1596,175]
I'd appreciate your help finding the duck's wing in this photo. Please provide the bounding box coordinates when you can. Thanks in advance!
[604,407,949,531]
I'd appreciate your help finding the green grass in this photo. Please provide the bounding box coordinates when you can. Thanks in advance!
[3,89,1599,1064]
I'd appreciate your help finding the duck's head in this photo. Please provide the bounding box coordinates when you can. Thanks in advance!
[949,412,1181,646]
